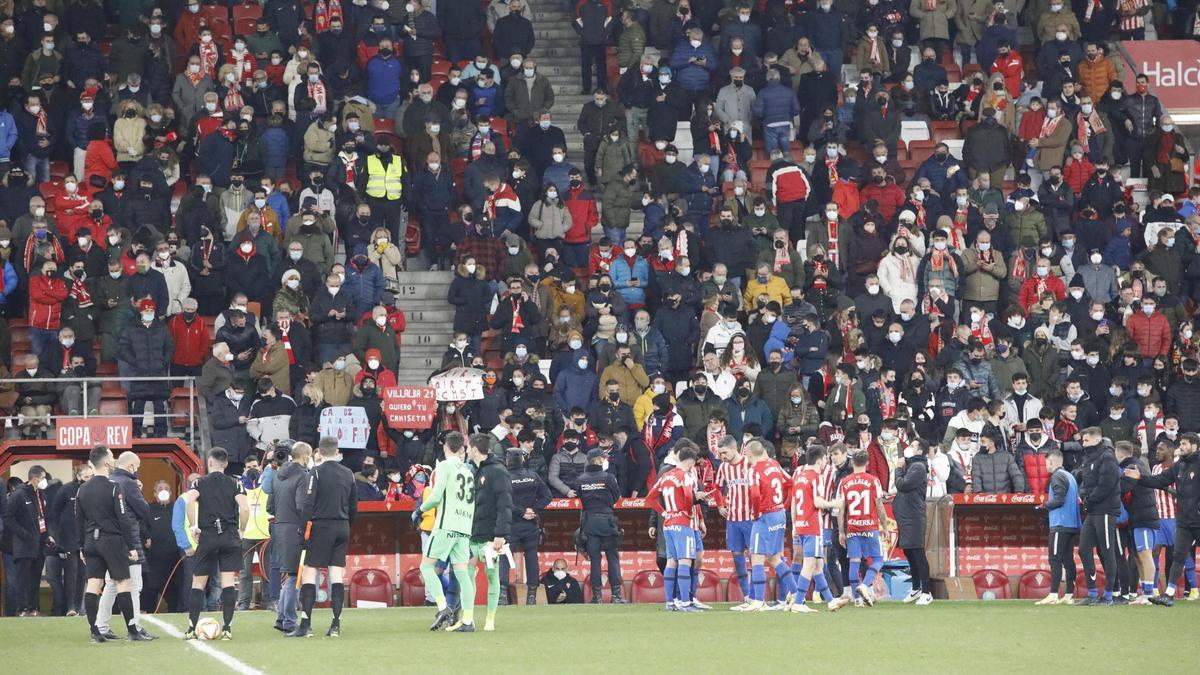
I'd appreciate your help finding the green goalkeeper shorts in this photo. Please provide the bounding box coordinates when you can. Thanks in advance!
[424,530,471,564]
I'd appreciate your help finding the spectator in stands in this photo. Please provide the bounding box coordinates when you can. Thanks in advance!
[971,433,1027,493]
[15,354,55,439]
[120,298,173,438]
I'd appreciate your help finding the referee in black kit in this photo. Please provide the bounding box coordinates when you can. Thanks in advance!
[183,447,250,640]
[289,436,357,638]
[75,445,143,643]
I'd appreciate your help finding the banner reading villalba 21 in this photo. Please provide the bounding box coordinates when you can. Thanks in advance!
[1118,40,1200,115]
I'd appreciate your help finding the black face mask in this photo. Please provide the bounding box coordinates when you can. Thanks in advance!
[570,179,582,188]
[857,422,870,431]
[693,383,707,394]
[607,392,620,402]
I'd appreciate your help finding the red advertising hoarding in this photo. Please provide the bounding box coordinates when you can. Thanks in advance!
[55,417,133,450]
[1119,40,1200,113]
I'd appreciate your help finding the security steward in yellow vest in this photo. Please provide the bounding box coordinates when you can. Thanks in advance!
[235,460,273,609]
[358,141,407,240]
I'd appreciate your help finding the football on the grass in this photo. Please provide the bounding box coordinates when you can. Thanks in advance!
[196,617,221,640]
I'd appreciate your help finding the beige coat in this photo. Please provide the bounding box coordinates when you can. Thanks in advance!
[113,116,147,163]
[910,0,958,41]
[303,123,334,166]
[529,199,571,240]
[1033,115,1072,171]
[954,0,993,47]
[367,227,405,283]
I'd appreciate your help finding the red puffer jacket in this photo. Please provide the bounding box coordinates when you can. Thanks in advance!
[27,274,69,330]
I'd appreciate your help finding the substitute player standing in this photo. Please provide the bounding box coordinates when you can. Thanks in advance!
[183,448,249,640]
[714,436,755,608]
[455,433,513,633]
[745,440,797,611]
[289,437,357,638]
[836,450,886,607]
[419,432,478,630]
[791,445,847,613]
[646,440,701,612]
[75,446,142,643]
[1036,449,1080,605]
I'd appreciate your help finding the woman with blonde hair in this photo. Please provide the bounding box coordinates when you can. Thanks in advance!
[368,226,405,291]
[289,383,327,444]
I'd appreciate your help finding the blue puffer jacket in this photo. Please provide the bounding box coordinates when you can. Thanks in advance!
[609,253,650,306]
[343,257,384,316]
[680,162,717,217]
[366,55,402,106]
[751,82,798,126]
[725,395,774,438]
[803,7,848,52]
[0,111,16,161]
[64,111,108,151]
[762,318,794,365]
[668,40,717,92]
[267,192,291,231]
[261,127,290,171]
[412,168,457,213]
[554,348,599,414]
[913,155,968,196]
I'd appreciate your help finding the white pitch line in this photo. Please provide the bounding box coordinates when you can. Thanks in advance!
[142,615,266,675]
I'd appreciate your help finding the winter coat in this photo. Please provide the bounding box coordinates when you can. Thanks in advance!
[910,0,955,41]
[529,198,571,241]
[971,449,1027,494]
[210,393,253,462]
[343,260,384,318]
[959,248,1007,302]
[601,178,637,230]
[167,314,212,368]
[893,457,928,549]
[724,395,774,439]
[554,349,599,414]
[668,40,718,92]
[308,286,357,346]
[448,265,493,335]
[751,81,798,127]
[118,319,174,397]
[653,304,700,375]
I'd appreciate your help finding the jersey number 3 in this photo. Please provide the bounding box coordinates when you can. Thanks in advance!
[455,474,476,504]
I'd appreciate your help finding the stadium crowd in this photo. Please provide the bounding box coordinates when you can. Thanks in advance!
[2,0,1200,618]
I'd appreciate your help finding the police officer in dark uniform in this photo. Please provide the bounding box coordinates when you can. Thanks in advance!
[75,446,141,643]
[290,436,357,638]
[501,442,550,605]
[267,440,312,633]
[571,448,625,603]
[183,447,249,640]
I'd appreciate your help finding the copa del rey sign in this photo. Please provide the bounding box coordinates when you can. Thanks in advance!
[1120,40,1200,112]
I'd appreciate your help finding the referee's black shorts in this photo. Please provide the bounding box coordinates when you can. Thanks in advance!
[304,520,350,568]
[83,533,131,581]
[194,530,243,577]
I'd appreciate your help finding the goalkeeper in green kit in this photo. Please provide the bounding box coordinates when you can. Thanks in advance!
[419,432,478,632]
[457,433,513,633]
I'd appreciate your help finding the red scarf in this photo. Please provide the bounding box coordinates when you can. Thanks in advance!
[307,79,326,112]
[773,244,791,273]
[896,251,914,282]
[929,249,957,275]
[675,229,688,259]
[1039,113,1063,139]
[825,156,839,184]
[34,107,48,135]
[826,218,840,267]
[199,41,218,77]
[877,377,896,419]
[913,202,926,229]
[867,36,881,64]
[642,408,677,485]
[279,319,296,365]
[224,84,244,112]
[69,277,93,308]
[340,151,358,185]
[706,423,725,457]
[1158,132,1175,165]
[970,316,994,349]
[509,297,524,333]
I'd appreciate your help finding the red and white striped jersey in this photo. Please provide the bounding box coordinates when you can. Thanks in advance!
[818,462,838,530]
[792,468,823,536]
[837,472,883,534]
[1153,463,1176,519]
[1118,0,1148,32]
[715,456,756,522]
[686,466,704,531]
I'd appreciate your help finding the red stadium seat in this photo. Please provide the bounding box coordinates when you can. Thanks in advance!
[630,569,665,604]
[234,17,258,37]
[232,2,263,24]
[695,569,721,604]
[489,116,508,140]
[349,568,394,607]
[99,397,128,416]
[400,567,426,607]
[748,159,771,192]
[971,569,1011,599]
[170,387,194,430]
[431,59,451,77]
[201,4,228,23]
[1018,569,1052,599]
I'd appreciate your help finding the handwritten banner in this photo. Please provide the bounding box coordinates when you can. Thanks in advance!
[318,406,371,449]
[382,387,437,429]
[430,367,484,402]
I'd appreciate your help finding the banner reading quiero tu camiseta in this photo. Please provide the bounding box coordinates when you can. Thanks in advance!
[1119,40,1200,113]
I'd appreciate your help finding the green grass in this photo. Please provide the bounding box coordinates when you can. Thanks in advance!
[2,601,1196,673]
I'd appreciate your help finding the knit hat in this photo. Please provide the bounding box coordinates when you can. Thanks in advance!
[137,298,156,313]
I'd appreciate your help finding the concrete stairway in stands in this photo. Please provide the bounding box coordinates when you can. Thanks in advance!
[393,270,455,385]
[528,0,591,158]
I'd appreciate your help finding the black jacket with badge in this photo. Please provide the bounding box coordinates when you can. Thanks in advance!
[471,454,513,541]
[1074,440,1121,517]
[508,465,552,535]
[1141,452,1200,528]
[1,484,49,558]
[572,464,622,537]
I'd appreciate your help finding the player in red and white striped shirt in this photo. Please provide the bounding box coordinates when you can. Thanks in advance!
[714,436,755,604]
[791,445,848,613]
[1150,445,1198,596]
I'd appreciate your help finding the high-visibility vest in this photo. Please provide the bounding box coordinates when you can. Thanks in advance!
[365,154,404,200]
[242,486,272,540]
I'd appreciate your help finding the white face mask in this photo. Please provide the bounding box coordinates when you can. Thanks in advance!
[157,489,171,502]
[141,311,155,322]
[569,339,583,350]
[553,569,568,580]
[37,479,48,490]
[375,315,388,327]
[1070,289,1083,300]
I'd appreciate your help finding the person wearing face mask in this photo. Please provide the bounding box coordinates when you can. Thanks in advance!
[6,464,57,616]
[553,344,599,417]
[162,298,211,381]
[1143,114,1189,195]
[540,557,584,604]
[117,298,172,436]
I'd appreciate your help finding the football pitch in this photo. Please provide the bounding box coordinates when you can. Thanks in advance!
[1,602,1195,673]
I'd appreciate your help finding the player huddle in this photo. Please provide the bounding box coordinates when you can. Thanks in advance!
[646,437,902,613]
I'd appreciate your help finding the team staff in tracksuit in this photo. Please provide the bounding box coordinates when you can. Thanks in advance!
[574,447,625,603]
[266,441,312,633]
[1037,448,1080,604]
[1116,442,1160,603]
[1073,428,1122,605]
[502,444,551,606]
[1132,431,1200,606]
[464,433,513,632]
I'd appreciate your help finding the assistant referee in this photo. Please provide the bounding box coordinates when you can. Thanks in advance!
[290,436,357,638]
[184,447,250,640]
[76,445,142,643]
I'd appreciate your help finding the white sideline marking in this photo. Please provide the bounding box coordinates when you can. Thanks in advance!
[142,615,266,675]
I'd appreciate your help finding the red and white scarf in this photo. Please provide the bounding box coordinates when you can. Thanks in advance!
[706,423,725,457]
[1135,414,1163,455]
[826,217,840,268]
[307,79,326,113]
[279,319,296,365]
[199,41,219,77]
[867,36,882,64]
[509,297,524,333]
[224,84,244,112]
